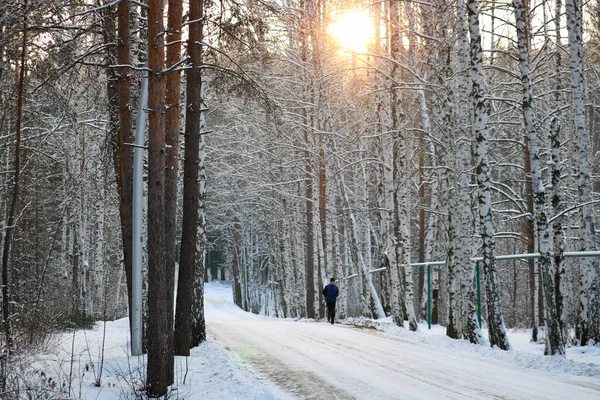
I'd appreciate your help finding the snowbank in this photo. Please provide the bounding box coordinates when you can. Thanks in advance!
[343,316,600,378]
[31,310,288,399]
[26,282,600,399]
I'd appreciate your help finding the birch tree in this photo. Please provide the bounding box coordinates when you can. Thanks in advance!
[513,0,564,355]
[398,0,418,332]
[335,143,385,319]
[466,0,510,350]
[564,0,600,346]
[385,0,404,327]
[549,0,566,346]
[191,91,208,346]
[455,0,481,344]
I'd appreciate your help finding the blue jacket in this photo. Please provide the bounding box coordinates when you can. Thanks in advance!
[323,284,339,303]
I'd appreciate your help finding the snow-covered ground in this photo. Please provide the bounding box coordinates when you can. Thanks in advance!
[30,282,600,399]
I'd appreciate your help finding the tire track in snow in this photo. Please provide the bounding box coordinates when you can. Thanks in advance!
[205,289,600,400]
[208,320,356,399]
[291,325,488,399]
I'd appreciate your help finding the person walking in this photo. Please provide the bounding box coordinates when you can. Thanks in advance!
[323,278,339,324]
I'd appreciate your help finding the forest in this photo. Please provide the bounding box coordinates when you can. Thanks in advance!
[0,0,599,397]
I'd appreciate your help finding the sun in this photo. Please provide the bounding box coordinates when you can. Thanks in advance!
[328,10,373,53]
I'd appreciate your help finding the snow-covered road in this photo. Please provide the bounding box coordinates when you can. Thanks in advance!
[205,285,600,400]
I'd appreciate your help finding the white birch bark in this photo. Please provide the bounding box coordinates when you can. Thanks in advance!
[94,174,106,319]
[332,218,346,318]
[314,202,324,317]
[78,130,92,318]
[191,97,207,344]
[422,4,461,336]
[514,0,565,355]
[337,165,385,319]
[72,134,85,319]
[360,163,373,279]
[285,200,296,316]
[420,175,440,320]
[372,0,391,318]
[282,198,295,317]
[325,178,334,281]
[467,0,510,350]
[353,164,371,318]
[291,194,304,317]
[61,161,69,283]
[274,218,289,317]
[385,0,405,328]
[391,0,417,332]
[457,0,481,344]
[67,217,74,306]
[455,0,470,325]
[399,181,418,330]
[280,200,289,315]
[445,203,461,339]
[142,151,149,336]
[565,0,599,345]
[549,0,566,343]
[386,140,402,325]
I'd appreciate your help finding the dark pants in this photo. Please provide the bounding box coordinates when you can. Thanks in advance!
[326,302,336,324]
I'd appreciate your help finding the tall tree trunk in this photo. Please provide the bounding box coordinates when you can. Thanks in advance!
[397,0,417,332]
[281,198,296,316]
[517,0,538,343]
[386,0,403,327]
[456,0,481,344]
[318,132,327,318]
[289,198,303,316]
[72,230,81,319]
[94,172,106,319]
[550,0,566,345]
[163,0,182,376]
[1,1,27,386]
[523,111,537,341]
[528,235,537,342]
[565,0,599,346]
[407,0,428,318]
[514,0,565,355]
[146,0,170,394]
[466,0,510,350]
[418,140,425,311]
[100,1,120,258]
[312,0,327,320]
[232,217,243,307]
[419,2,461,339]
[300,0,315,320]
[78,138,90,319]
[191,88,207,346]
[174,0,205,354]
[116,0,135,343]
[372,0,392,318]
[275,217,289,317]
[304,126,315,319]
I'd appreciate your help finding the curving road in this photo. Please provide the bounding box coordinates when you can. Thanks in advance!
[205,287,600,400]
